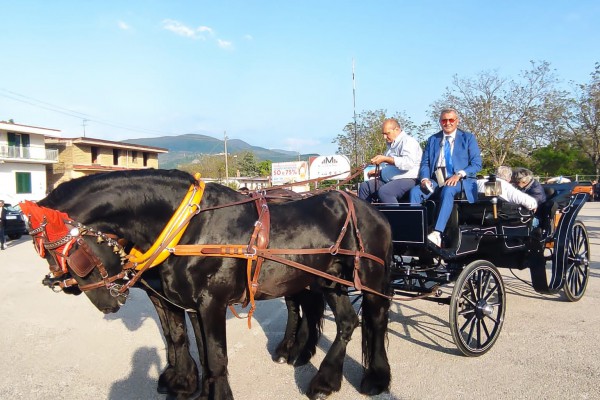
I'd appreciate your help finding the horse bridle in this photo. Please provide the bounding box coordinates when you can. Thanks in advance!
[28,217,131,298]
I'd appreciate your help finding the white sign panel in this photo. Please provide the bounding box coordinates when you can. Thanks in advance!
[271,161,309,186]
[309,155,351,180]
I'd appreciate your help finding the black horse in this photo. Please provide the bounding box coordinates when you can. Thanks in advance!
[33,200,327,398]
[31,169,392,399]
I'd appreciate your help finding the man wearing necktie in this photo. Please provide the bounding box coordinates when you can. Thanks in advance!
[409,108,482,247]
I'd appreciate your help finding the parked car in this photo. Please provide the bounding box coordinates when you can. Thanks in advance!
[3,203,27,240]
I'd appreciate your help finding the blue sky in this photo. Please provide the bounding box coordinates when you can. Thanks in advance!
[1,1,599,155]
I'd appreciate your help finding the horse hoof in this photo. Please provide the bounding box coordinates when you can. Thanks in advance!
[274,356,287,364]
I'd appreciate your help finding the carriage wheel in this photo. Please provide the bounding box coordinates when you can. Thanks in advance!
[449,260,506,357]
[562,221,590,302]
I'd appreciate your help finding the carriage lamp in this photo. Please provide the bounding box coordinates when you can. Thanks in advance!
[483,174,503,197]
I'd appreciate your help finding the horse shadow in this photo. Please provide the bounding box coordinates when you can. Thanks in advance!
[242,297,385,396]
[108,347,164,400]
[102,288,163,331]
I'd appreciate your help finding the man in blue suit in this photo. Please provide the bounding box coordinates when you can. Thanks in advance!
[409,108,482,247]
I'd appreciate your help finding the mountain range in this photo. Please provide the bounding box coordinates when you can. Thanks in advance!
[124,134,319,169]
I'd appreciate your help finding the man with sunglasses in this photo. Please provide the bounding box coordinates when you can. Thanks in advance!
[358,118,422,203]
[409,108,482,247]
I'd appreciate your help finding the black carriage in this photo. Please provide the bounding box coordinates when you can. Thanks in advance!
[376,181,590,357]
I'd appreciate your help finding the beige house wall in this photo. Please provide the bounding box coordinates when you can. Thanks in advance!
[46,140,165,191]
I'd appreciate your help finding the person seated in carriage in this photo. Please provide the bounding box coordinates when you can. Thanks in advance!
[409,108,482,247]
[477,166,538,211]
[511,167,546,206]
[358,117,422,203]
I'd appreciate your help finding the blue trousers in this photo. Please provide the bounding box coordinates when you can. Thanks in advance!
[359,178,417,203]
[409,181,464,233]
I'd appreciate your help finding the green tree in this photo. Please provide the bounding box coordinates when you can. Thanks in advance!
[237,151,260,177]
[257,160,272,177]
[563,63,600,176]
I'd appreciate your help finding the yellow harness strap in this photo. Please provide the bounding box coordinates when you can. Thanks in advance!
[127,174,205,270]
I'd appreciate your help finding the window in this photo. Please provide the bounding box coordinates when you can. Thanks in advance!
[7,132,30,158]
[143,152,149,167]
[113,149,120,165]
[131,151,138,163]
[91,147,99,164]
[15,172,32,194]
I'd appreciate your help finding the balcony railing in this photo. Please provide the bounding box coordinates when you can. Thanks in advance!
[0,145,58,162]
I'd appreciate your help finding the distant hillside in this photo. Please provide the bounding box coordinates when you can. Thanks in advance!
[123,134,318,169]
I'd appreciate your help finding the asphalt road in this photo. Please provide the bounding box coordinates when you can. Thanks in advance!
[1,203,599,400]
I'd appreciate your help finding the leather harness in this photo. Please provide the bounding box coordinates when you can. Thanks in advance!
[26,176,390,326]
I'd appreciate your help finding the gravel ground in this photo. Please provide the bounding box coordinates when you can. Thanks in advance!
[1,203,599,400]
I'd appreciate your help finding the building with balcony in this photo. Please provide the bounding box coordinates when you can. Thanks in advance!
[0,120,60,203]
[45,136,168,191]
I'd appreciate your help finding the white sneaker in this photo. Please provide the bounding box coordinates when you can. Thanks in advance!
[427,231,441,247]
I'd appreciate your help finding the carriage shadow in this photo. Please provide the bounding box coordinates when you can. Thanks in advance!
[501,272,563,301]
[387,301,457,355]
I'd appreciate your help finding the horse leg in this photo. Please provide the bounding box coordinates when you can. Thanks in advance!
[274,295,302,364]
[289,290,325,366]
[187,311,209,399]
[359,292,391,395]
[147,292,199,397]
[195,297,234,400]
[275,290,325,366]
[306,287,359,400]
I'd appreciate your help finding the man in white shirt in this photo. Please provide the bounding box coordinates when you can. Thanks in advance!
[358,118,422,203]
[477,166,538,210]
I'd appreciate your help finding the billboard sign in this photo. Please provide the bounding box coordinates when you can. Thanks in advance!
[308,155,351,180]
[271,161,309,186]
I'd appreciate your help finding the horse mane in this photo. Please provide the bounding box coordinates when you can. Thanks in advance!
[42,169,198,208]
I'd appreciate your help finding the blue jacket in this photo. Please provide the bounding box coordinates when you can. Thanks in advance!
[419,129,482,202]
[524,179,547,205]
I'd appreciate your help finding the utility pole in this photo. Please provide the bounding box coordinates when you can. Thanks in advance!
[224,131,229,184]
[352,58,358,168]
[82,119,88,137]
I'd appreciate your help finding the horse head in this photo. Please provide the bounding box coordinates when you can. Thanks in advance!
[21,200,128,312]
[22,169,200,313]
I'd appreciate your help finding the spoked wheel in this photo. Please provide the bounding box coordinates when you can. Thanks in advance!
[449,260,506,357]
[563,221,590,302]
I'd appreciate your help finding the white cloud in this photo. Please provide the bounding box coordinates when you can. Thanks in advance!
[197,26,214,35]
[162,19,234,50]
[162,19,199,38]
[118,21,131,30]
[243,34,253,41]
[217,39,233,49]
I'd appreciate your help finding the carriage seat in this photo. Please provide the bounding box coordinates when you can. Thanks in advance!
[457,195,534,227]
